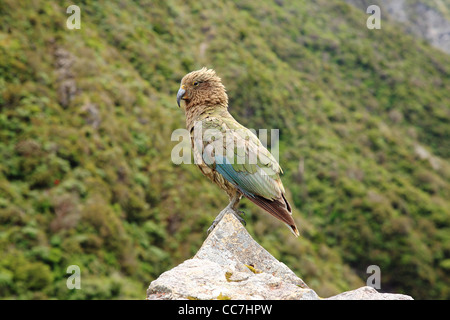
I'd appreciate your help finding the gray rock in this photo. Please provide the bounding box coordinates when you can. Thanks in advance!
[146,209,413,300]
[194,209,308,289]
[147,258,318,300]
[326,286,413,300]
[147,210,316,300]
[344,0,450,54]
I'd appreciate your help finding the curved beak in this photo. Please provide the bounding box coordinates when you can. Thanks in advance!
[177,87,186,108]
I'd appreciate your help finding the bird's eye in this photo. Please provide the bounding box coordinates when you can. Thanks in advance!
[193,81,200,86]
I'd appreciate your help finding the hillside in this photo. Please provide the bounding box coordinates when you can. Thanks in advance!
[0,0,449,299]
[345,0,450,54]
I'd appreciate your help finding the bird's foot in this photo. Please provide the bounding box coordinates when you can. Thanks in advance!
[206,222,218,235]
[232,209,246,226]
[207,208,227,235]
[207,207,246,235]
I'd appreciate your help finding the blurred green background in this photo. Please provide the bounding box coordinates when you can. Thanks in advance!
[0,0,449,299]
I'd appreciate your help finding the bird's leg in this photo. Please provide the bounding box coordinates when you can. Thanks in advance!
[207,192,244,234]
[230,193,245,224]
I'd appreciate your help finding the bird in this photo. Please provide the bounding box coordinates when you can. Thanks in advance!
[177,67,299,237]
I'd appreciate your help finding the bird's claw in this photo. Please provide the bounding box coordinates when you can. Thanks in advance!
[232,209,246,226]
[207,222,217,235]
[206,208,246,234]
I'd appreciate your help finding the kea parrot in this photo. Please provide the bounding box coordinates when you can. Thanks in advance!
[177,68,299,237]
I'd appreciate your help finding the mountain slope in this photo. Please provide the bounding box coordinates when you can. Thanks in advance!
[0,0,449,299]
[345,0,450,54]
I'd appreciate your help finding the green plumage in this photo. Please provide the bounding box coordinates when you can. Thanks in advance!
[179,68,299,237]
[200,112,283,199]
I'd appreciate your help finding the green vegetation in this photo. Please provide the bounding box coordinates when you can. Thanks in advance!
[0,0,449,299]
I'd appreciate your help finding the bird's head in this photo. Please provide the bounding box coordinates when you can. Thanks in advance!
[177,67,228,110]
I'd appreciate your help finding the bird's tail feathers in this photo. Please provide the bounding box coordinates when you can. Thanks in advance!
[284,222,300,237]
[246,194,300,237]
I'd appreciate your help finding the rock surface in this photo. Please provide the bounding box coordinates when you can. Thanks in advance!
[345,0,450,54]
[147,210,413,300]
[325,286,413,300]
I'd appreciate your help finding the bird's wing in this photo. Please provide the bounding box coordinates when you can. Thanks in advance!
[199,116,299,236]
[199,117,281,197]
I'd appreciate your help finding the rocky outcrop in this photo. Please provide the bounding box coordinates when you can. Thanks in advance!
[147,210,413,300]
[345,0,450,54]
[326,285,413,300]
